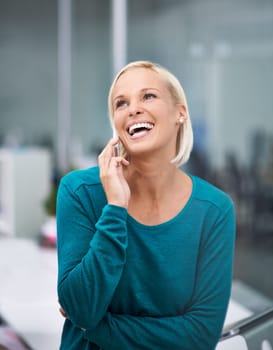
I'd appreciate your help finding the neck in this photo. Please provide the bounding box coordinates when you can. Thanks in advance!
[126,158,181,201]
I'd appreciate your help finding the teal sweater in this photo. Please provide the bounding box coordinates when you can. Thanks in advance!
[57,166,236,350]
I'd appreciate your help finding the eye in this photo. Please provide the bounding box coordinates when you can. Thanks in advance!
[115,99,127,109]
[143,93,157,100]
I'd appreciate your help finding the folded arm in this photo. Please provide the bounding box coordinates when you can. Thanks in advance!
[84,205,236,350]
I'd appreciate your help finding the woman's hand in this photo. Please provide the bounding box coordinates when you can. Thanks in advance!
[98,138,130,208]
[59,306,68,318]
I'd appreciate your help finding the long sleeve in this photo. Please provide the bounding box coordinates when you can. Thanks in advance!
[83,203,236,350]
[57,176,128,330]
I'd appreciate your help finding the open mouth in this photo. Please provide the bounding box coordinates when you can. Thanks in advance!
[127,122,154,138]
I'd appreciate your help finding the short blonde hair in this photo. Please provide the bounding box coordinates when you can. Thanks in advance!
[108,60,193,167]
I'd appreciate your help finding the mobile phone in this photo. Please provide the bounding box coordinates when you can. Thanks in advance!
[113,142,120,157]
[112,129,121,157]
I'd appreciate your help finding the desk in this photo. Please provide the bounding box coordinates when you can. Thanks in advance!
[0,237,63,350]
[0,237,256,350]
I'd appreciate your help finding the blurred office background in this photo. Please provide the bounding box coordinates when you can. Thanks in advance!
[0,0,273,348]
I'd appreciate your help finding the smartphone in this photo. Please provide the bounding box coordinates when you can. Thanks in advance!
[112,129,121,157]
[113,142,120,157]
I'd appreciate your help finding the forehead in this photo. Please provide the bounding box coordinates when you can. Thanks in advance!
[112,67,169,97]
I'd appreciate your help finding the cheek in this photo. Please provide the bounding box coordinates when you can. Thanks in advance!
[112,111,125,131]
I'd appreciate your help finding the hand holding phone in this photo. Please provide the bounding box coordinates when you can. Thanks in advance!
[98,137,130,208]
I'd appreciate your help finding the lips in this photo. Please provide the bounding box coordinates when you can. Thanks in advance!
[127,122,154,136]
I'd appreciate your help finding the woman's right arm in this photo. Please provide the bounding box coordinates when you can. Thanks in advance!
[57,177,128,331]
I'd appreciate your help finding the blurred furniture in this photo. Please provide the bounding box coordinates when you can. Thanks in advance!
[0,148,51,238]
[216,335,248,350]
[0,238,63,350]
[218,307,273,350]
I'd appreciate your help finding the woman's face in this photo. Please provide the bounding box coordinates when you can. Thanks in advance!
[111,67,183,159]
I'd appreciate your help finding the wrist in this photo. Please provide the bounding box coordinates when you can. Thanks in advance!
[107,200,128,209]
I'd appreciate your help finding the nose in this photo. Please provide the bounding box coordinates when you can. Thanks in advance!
[128,100,143,117]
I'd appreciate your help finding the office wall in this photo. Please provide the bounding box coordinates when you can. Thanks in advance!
[0,0,272,169]
[70,0,112,156]
[0,0,112,161]
[0,0,58,147]
[216,59,273,167]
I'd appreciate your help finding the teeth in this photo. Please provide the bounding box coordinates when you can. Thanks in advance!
[128,122,154,135]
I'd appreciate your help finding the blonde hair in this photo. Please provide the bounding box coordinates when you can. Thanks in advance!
[108,60,193,167]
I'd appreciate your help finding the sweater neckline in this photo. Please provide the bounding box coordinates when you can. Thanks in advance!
[127,174,196,230]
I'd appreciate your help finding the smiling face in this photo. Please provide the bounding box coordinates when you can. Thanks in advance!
[111,67,183,161]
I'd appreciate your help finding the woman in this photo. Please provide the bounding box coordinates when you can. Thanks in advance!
[57,61,236,349]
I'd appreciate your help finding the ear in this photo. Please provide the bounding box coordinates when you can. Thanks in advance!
[176,104,188,124]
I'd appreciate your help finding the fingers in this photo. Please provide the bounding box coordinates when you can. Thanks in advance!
[98,138,117,166]
[114,156,130,168]
[59,306,68,318]
[98,138,128,169]
[99,137,119,157]
[118,156,129,166]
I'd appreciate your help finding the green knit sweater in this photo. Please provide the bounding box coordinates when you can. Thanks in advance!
[57,166,235,350]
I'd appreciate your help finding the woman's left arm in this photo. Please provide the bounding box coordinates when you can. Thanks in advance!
[84,204,236,350]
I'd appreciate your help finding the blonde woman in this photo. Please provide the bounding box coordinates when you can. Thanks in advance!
[57,61,236,349]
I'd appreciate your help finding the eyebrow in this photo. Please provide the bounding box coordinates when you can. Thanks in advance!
[113,88,160,102]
